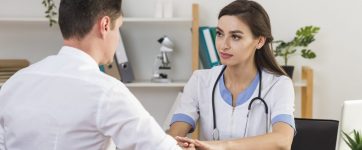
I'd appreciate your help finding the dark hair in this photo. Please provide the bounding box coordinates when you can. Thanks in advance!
[58,0,122,39]
[218,0,286,76]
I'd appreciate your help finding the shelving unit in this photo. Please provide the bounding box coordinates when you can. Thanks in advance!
[123,18,192,22]
[301,66,313,118]
[119,3,199,87]
[294,80,307,87]
[0,17,192,23]
[125,81,186,88]
[0,18,49,22]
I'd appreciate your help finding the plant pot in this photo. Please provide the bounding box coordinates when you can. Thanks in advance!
[282,65,294,79]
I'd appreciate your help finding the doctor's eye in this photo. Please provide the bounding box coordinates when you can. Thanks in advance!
[231,34,241,41]
[216,31,224,38]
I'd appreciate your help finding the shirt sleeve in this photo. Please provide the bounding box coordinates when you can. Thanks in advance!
[0,117,4,150]
[170,71,200,132]
[267,76,296,130]
[97,83,181,150]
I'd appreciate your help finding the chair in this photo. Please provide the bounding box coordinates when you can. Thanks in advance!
[291,118,339,150]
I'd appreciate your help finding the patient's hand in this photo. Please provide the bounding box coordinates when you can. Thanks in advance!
[176,137,195,150]
[176,136,223,150]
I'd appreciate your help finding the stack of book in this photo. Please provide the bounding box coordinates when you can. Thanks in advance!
[199,26,220,69]
[99,33,135,83]
[0,59,30,84]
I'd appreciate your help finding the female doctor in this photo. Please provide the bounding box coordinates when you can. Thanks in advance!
[168,0,295,149]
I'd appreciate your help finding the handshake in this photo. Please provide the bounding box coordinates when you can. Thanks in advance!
[175,136,221,150]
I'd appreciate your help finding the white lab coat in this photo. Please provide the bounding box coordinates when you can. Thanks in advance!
[172,65,295,140]
[0,46,180,150]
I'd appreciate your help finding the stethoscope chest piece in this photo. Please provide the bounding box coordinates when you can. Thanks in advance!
[212,128,220,141]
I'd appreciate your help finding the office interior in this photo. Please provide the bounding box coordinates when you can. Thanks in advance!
[1,0,362,149]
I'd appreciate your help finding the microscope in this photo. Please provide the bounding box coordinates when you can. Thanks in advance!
[152,36,174,83]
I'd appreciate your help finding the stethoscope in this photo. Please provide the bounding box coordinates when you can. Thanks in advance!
[211,65,269,140]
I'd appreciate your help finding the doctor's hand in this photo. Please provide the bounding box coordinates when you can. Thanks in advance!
[175,136,224,150]
[176,137,195,150]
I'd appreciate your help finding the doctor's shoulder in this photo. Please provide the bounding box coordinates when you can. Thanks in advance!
[266,71,294,91]
[190,66,223,87]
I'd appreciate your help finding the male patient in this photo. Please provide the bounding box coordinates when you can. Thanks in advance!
[0,0,188,149]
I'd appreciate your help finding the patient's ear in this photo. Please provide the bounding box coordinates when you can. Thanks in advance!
[99,16,111,38]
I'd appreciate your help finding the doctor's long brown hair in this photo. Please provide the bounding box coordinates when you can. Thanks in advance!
[218,0,286,76]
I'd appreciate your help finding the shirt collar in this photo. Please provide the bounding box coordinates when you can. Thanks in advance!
[58,46,99,69]
[218,71,260,107]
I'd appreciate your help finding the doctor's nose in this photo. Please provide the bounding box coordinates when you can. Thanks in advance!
[218,38,231,51]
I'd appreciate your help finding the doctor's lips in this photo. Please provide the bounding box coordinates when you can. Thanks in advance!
[220,52,233,59]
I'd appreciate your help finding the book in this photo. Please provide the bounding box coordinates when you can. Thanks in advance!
[99,65,105,73]
[199,27,220,69]
[0,67,24,72]
[0,59,29,68]
[209,27,217,45]
[0,76,11,79]
[0,71,16,76]
[104,56,122,80]
[114,33,134,83]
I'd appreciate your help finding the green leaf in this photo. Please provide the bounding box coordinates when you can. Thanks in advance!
[42,0,57,27]
[343,131,357,148]
[343,130,362,150]
[289,49,297,54]
[301,49,316,59]
[273,25,320,65]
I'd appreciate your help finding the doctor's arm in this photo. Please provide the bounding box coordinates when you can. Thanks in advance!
[167,71,200,138]
[167,122,193,137]
[177,122,294,150]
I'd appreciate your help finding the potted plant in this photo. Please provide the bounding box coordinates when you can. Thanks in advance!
[42,0,57,27]
[343,129,362,150]
[273,26,320,78]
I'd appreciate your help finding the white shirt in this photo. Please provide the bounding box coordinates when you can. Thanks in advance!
[172,65,295,140]
[0,46,180,150]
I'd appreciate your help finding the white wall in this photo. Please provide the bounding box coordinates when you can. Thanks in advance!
[1,0,362,121]
[257,0,362,120]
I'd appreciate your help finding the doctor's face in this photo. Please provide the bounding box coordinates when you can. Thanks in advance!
[216,15,261,67]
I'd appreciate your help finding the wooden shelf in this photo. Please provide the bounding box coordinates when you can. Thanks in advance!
[0,81,187,88]
[0,80,308,88]
[294,80,307,87]
[123,17,192,23]
[301,66,313,118]
[0,17,192,23]
[125,81,186,88]
[0,17,48,22]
